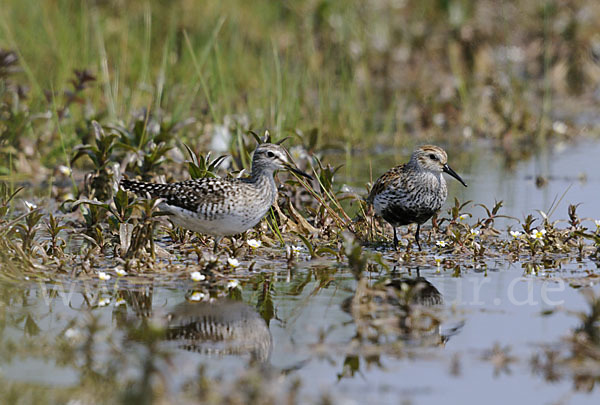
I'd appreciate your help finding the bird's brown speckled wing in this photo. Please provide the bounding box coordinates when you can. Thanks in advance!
[121,178,238,212]
[367,164,406,203]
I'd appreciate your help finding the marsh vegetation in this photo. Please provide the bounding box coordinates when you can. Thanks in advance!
[1,0,600,403]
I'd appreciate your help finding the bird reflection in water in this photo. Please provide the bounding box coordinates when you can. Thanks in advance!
[163,299,272,363]
[344,273,464,347]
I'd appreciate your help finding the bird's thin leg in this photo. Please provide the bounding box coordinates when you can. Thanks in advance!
[213,237,222,253]
[415,224,422,251]
[393,227,399,250]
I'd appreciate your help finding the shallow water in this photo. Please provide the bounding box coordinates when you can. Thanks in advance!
[1,139,600,404]
[2,264,599,403]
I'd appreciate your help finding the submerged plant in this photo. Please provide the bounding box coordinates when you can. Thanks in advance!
[12,205,43,253]
[45,213,67,256]
[0,183,22,222]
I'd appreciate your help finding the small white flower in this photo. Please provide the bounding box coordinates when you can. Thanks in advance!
[227,279,240,289]
[530,229,546,240]
[289,145,310,161]
[115,268,127,277]
[436,240,447,248]
[23,201,37,211]
[57,165,72,176]
[115,298,126,307]
[552,121,568,135]
[190,271,206,282]
[470,228,480,236]
[247,239,262,249]
[64,328,80,339]
[459,214,469,221]
[98,271,111,281]
[227,258,240,268]
[510,230,522,238]
[595,220,600,228]
[291,245,302,253]
[98,297,110,307]
[189,292,206,301]
[433,255,443,266]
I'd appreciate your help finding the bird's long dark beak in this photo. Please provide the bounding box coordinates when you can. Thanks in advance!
[443,164,467,187]
[284,163,313,180]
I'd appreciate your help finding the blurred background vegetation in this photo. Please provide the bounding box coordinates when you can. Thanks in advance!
[1,0,599,182]
[1,4,600,402]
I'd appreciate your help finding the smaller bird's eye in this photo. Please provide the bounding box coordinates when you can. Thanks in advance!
[267,151,275,158]
[429,153,438,160]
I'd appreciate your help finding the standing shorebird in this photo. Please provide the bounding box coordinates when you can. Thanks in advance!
[367,145,467,250]
[120,143,312,249]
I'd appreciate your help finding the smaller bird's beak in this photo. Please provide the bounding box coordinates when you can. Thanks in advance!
[283,163,313,180]
[443,164,467,187]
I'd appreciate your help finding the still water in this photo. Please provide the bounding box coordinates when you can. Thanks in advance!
[1,139,599,404]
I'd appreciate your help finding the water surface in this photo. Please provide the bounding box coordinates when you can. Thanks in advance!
[1,139,599,404]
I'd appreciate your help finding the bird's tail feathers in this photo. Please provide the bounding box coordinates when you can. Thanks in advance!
[120,179,172,198]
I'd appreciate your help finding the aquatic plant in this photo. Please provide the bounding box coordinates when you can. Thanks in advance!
[184,143,228,180]
[71,121,120,201]
[1,0,600,401]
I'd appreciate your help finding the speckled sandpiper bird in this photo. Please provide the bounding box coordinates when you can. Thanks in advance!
[367,145,467,250]
[120,143,312,249]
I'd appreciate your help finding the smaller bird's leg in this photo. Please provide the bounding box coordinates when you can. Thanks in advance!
[415,224,422,251]
[213,237,222,254]
[393,227,399,250]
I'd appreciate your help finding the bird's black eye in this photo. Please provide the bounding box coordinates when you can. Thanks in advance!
[429,153,438,160]
[267,151,275,158]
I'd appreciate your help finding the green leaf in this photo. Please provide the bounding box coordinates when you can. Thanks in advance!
[188,163,203,179]
[296,233,317,258]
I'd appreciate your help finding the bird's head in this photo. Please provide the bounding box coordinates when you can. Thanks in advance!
[252,143,312,180]
[412,145,467,187]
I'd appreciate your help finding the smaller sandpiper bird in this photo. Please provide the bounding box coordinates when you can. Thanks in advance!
[120,143,312,250]
[367,145,467,250]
